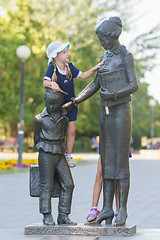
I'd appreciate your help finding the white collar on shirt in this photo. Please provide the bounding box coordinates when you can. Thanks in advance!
[56,63,69,75]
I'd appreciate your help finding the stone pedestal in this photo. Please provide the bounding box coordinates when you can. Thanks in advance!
[25,223,136,236]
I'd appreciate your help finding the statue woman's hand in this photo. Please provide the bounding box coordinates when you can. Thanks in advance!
[100,88,113,100]
[100,88,117,101]
[62,101,73,109]
[62,98,77,112]
[62,101,73,113]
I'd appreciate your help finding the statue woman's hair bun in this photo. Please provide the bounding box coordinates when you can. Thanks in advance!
[108,17,122,28]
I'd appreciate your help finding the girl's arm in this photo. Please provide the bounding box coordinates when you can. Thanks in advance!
[43,64,61,91]
[79,60,105,80]
[43,79,60,92]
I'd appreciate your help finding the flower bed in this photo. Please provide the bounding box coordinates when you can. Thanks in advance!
[0,158,86,171]
[0,159,38,171]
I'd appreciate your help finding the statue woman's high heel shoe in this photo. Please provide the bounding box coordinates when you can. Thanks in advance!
[97,209,114,225]
[114,208,127,226]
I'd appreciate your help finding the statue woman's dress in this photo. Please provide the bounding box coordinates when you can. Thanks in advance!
[99,45,132,180]
[75,45,138,180]
[64,43,138,225]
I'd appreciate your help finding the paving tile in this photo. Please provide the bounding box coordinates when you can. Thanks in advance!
[1,156,160,239]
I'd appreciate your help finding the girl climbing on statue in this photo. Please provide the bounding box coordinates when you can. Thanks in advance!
[43,41,104,167]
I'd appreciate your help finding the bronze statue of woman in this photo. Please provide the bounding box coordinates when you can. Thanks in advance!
[63,17,138,226]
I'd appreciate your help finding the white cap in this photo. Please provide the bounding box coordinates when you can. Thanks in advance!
[46,41,70,65]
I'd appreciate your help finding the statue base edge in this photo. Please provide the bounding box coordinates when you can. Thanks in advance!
[24,223,136,236]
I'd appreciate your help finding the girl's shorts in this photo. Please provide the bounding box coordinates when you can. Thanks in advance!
[66,106,78,122]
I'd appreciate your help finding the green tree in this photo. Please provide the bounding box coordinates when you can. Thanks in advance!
[0,0,160,150]
[0,0,46,136]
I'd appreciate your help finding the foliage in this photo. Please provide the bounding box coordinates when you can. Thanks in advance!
[73,136,92,152]
[0,0,160,149]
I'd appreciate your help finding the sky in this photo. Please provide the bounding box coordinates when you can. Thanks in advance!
[132,0,160,103]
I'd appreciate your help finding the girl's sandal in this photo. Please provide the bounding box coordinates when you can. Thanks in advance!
[86,208,100,222]
[113,211,119,225]
[115,211,118,218]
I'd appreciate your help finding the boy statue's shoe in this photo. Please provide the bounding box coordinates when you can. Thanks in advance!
[43,213,55,225]
[57,213,77,225]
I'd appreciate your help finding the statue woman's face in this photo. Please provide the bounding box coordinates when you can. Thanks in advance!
[97,34,116,50]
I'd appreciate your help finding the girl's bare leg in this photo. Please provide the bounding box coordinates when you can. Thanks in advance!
[87,156,119,222]
[65,121,76,167]
[66,121,76,154]
[92,155,103,207]
[115,181,119,212]
[86,155,102,222]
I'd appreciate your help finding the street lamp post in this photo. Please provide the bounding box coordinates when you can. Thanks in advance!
[149,99,156,149]
[16,45,31,164]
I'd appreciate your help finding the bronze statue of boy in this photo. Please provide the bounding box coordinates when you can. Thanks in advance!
[34,88,76,226]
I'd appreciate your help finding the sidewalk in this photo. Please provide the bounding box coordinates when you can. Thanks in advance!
[1,149,160,161]
[1,153,160,239]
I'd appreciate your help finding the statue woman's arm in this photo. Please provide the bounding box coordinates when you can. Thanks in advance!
[75,73,100,104]
[115,53,139,98]
[63,74,100,109]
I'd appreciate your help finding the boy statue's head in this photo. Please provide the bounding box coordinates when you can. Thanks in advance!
[44,89,65,113]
